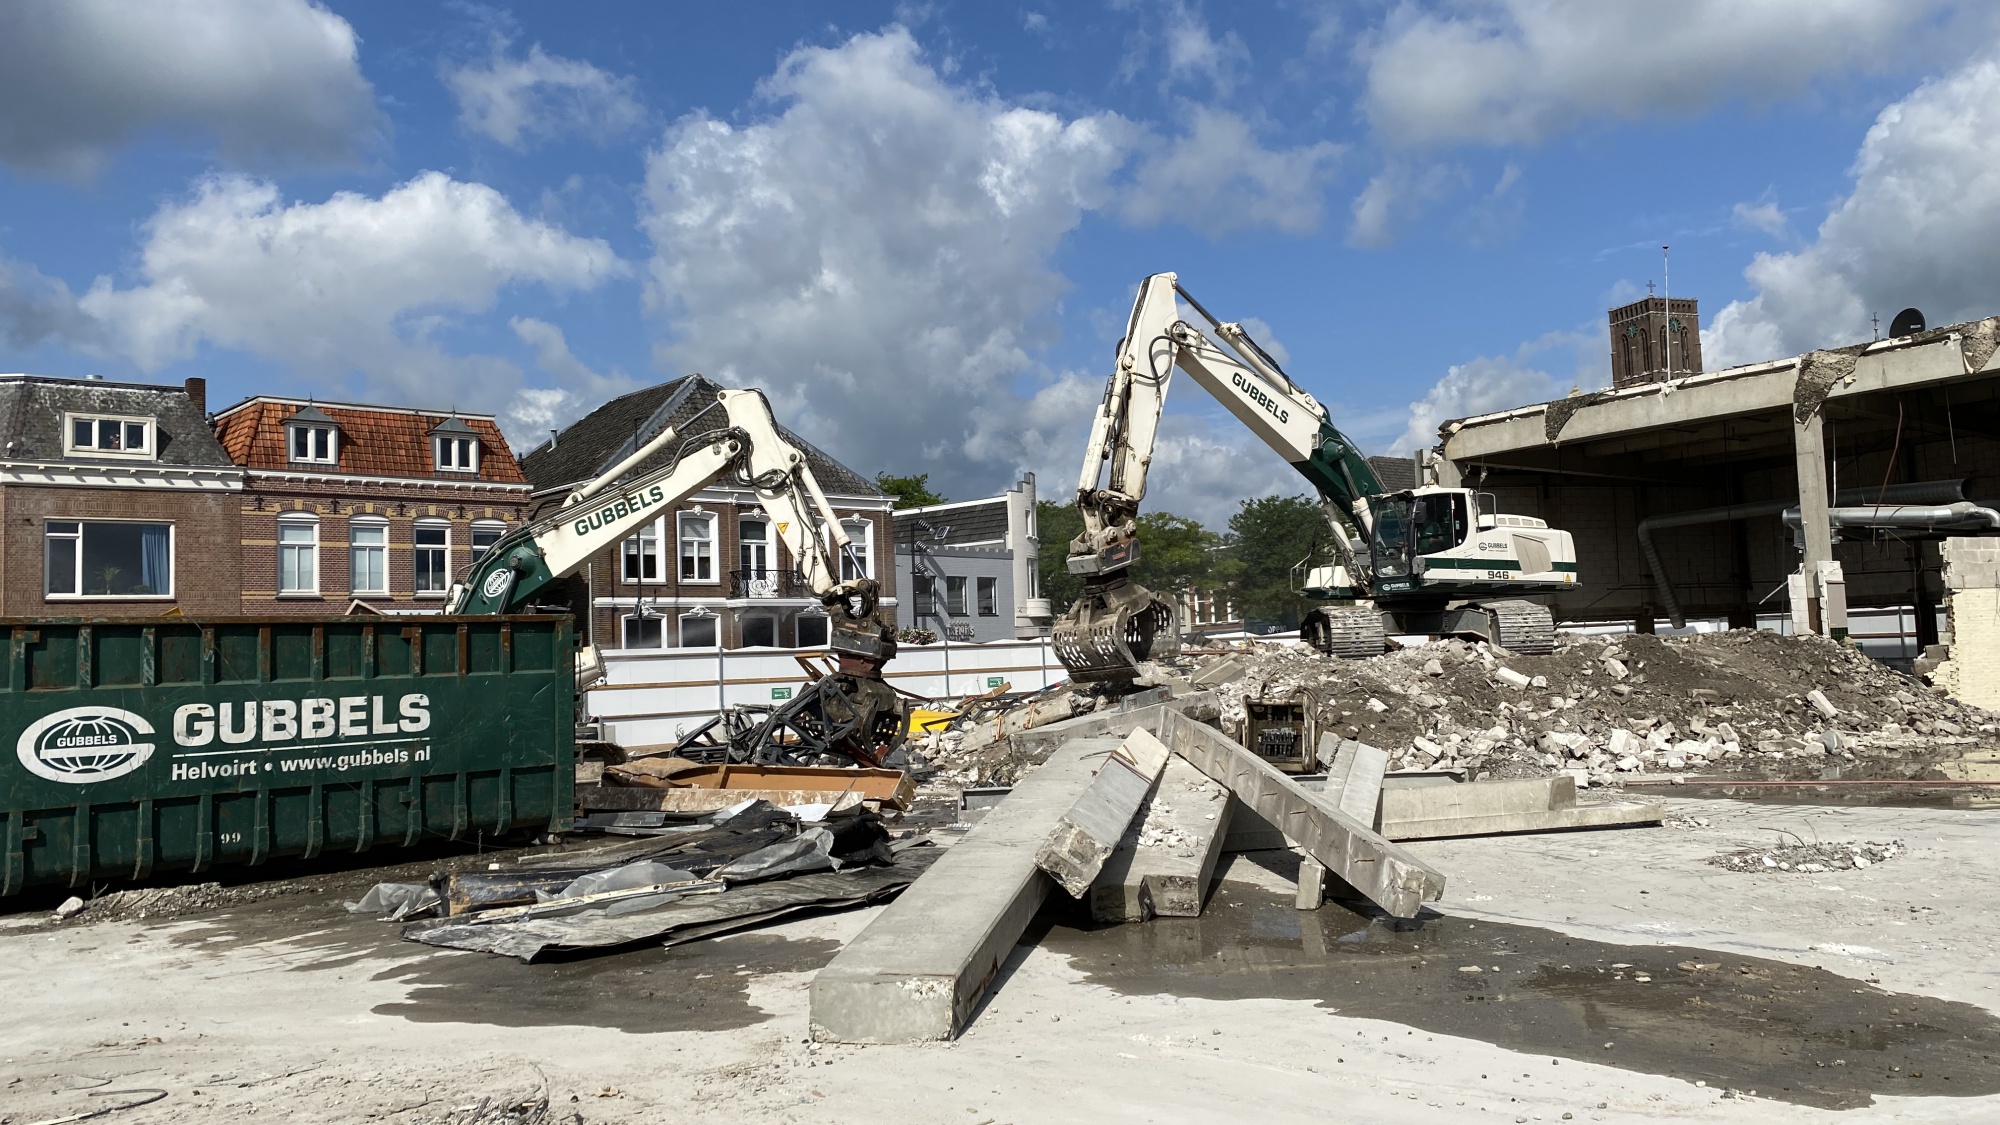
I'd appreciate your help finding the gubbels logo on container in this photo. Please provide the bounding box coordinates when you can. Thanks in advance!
[16,707,157,784]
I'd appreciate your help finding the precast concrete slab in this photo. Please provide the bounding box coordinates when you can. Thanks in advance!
[1089,754,1232,922]
[1377,775,1663,841]
[808,736,1120,1044]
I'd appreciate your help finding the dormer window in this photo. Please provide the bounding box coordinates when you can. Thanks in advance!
[66,413,154,459]
[430,416,480,474]
[284,405,339,465]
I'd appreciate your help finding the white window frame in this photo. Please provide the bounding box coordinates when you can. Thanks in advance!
[621,613,664,650]
[469,519,506,558]
[277,514,320,596]
[413,519,451,596]
[287,424,337,465]
[977,575,999,617]
[738,516,771,577]
[677,611,719,648]
[349,518,389,595]
[839,517,873,580]
[64,413,156,460]
[44,519,176,600]
[679,511,717,584]
[434,435,480,473]
[622,518,661,583]
[946,574,968,616]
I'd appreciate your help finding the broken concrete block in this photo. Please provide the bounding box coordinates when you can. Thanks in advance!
[1807,689,1840,719]
[1161,711,1444,919]
[1090,755,1232,922]
[1323,738,1389,825]
[1602,658,1629,681]
[1190,655,1247,688]
[1494,667,1531,689]
[1377,775,1663,841]
[810,736,1119,1044]
[1036,729,1174,898]
[1295,857,1327,910]
[54,896,85,920]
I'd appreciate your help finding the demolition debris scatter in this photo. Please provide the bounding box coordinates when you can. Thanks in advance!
[1709,839,1905,874]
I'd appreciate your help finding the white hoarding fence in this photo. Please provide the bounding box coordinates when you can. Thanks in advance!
[586,638,1063,747]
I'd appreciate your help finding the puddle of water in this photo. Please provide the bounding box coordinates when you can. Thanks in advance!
[369,932,839,1033]
[1039,885,2000,1110]
[164,887,839,1034]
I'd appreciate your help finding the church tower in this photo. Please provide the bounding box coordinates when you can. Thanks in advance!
[1609,293,1702,388]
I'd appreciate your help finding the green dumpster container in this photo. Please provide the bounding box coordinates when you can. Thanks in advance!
[0,615,575,895]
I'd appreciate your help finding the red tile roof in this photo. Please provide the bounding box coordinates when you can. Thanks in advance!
[213,399,528,483]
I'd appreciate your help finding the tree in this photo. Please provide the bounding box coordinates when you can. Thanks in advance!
[1221,494,1325,627]
[1034,501,1218,615]
[1131,512,1220,597]
[1035,499,1083,613]
[874,472,946,509]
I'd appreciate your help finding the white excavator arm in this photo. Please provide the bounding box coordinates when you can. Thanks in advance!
[450,388,877,631]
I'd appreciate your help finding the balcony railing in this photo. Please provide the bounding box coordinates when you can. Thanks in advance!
[731,568,808,599]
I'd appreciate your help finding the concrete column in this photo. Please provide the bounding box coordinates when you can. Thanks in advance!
[1792,410,1833,634]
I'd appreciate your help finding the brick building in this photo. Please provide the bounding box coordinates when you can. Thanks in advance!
[519,375,894,650]
[213,397,530,615]
[0,373,243,616]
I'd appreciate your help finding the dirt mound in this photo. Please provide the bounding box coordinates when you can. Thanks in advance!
[1194,629,1995,786]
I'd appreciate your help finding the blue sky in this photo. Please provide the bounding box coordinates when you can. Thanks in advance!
[3,1,1998,526]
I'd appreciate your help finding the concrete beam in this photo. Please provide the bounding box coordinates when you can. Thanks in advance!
[1793,408,1833,632]
[1159,711,1444,919]
[1443,331,1981,461]
[1089,755,1232,922]
[1037,729,1173,898]
[1376,776,1662,841]
[809,736,1120,1044]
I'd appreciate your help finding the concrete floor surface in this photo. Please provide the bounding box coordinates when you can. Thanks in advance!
[2,795,1996,1124]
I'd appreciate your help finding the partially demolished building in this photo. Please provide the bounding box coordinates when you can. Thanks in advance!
[1434,316,2000,705]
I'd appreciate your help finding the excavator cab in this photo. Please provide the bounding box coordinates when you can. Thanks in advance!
[1370,489,1472,590]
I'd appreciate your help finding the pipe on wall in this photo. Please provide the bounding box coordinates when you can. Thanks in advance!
[1637,479,1976,629]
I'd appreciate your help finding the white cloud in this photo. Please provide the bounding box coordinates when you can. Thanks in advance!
[1393,328,1605,454]
[444,36,645,149]
[1348,161,1465,247]
[1731,199,1791,239]
[1365,0,1957,148]
[641,25,1339,518]
[1119,1,1251,97]
[76,172,627,411]
[0,260,97,350]
[1122,106,1343,234]
[0,0,376,179]
[1705,54,2000,367]
[506,316,640,438]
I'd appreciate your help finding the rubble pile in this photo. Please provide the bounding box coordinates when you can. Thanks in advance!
[1710,839,1904,874]
[1190,629,1996,786]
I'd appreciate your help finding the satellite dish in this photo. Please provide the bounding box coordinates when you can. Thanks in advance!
[1889,307,1926,337]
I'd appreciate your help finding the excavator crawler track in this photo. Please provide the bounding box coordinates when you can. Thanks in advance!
[1469,599,1557,654]
[1301,606,1388,659]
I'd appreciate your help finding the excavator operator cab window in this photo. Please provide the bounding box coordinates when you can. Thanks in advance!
[1369,496,1413,577]
[1414,492,1469,556]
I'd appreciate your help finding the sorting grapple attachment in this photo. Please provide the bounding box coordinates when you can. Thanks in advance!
[1051,579,1180,683]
